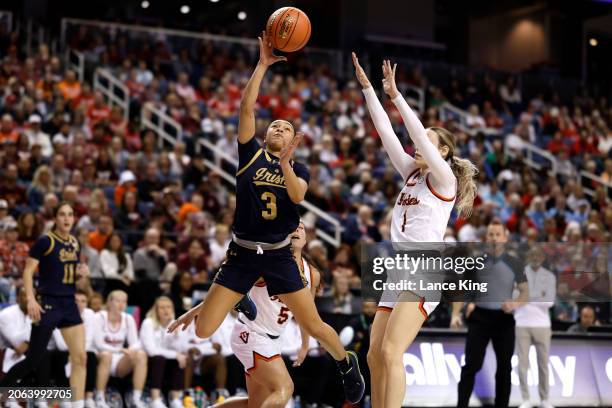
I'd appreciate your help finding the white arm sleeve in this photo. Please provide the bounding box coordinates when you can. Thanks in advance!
[139,319,177,359]
[391,95,455,193]
[362,87,415,180]
[126,314,141,349]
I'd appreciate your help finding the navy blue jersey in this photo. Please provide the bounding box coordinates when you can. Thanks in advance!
[29,231,81,297]
[233,138,310,243]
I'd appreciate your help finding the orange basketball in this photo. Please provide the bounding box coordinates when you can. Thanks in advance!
[266,7,311,53]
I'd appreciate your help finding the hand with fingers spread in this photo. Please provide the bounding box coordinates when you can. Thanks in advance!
[279,131,304,166]
[27,296,44,322]
[351,52,372,89]
[167,303,202,333]
[382,59,400,99]
[258,30,287,67]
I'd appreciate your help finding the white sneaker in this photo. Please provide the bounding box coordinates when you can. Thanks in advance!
[169,399,183,408]
[95,398,110,408]
[35,400,49,408]
[541,401,554,408]
[150,398,167,408]
[519,402,532,408]
[6,400,21,408]
[59,403,72,408]
[85,398,96,408]
[130,398,147,408]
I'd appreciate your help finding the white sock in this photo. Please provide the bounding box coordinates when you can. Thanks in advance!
[133,390,143,401]
[95,391,105,400]
[73,401,84,408]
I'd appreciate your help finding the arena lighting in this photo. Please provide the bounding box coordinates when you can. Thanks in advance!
[180,5,190,14]
[238,11,247,20]
[140,0,149,9]
[210,0,220,2]
[589,38,598,47]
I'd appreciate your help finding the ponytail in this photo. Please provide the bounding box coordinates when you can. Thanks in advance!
[451,156,478,218]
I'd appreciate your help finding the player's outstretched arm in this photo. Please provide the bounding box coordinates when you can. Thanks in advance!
[238,31,287,144]
[382,60,454,186]
[352,52,415,180]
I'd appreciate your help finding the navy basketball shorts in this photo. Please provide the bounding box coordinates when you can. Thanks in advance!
[214,241,305,296]
[37,294,83,329]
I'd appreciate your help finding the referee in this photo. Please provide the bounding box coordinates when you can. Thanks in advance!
[451,219,529,408]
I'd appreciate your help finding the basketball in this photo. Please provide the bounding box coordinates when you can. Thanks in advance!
[266,7,311,52]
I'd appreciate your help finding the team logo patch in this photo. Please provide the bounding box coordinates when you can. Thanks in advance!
[239,331,250,344]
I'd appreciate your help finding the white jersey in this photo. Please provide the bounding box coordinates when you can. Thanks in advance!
[241,258,313,337]
[391,168,455,242]
[93,310,141,353]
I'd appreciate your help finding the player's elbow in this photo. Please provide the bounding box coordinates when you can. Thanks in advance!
[288,192,305,204]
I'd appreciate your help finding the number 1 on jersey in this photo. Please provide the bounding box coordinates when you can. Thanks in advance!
[261,192,277,220]
[402,209,408,232]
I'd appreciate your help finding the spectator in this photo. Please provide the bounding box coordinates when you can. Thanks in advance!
[170,271,194,317]
[139,297,186,408]
[76,201,103,232]
[93,290,147,408]
[76,227,101,279]
[115,170,138,208]
[89,214,114,252]
[176,238,209,283]
[0,114,18,144]
[100,233,134,286]
[319,275,358,315]
[27,165,55,211]
[343,205,380,245]
[0,287,31,375]
[133,228,168,282]
[17,211,42,247]
[567,305,598,333]
[209,224,231,270]
[89,292,104,313]
[25,114,53,158]
[0,219,30,283]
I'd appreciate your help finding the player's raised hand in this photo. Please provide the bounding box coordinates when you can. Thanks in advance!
[167,304,201,333]
[382,59,399,99]
[352,52,371,89]
[27,296,44,322]
[279,131,304,165]
[258,31,287,67]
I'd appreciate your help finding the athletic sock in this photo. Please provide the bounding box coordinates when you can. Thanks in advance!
[73,400,84,408]
[133,390,143,401]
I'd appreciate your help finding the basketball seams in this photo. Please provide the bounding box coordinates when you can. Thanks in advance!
[294,13,311,52]
[273,8,290,49]
[283,10,300,51]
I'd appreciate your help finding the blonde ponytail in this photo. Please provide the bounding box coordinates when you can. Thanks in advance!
[451,156,478,217]
[428,127,478,218]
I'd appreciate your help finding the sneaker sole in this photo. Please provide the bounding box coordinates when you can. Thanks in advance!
[346,350,366,403]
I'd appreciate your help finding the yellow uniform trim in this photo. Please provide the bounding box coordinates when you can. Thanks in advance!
[236,149,264,177]
[44,233,55,256]
[264,150,272,162]
[49,230,68,243]
[253,181,287,188]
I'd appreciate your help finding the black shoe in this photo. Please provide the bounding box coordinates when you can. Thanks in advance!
[234,294,257,321]
[339,351,365,403]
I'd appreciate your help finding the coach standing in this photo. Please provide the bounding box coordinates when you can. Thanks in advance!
[451,219,529,408]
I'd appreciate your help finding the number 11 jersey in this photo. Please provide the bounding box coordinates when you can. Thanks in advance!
[29,230,81,296]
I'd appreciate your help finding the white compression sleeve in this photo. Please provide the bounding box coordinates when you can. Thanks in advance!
[391,95,455,192]
[362,87,415,180]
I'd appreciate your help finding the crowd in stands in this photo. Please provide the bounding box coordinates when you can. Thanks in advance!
[0,23,610,406]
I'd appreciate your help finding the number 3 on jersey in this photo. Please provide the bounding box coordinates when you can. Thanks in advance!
[261,192,277,220]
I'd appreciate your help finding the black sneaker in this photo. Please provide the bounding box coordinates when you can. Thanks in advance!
[234,294,257,321]
[339,350,365,403]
